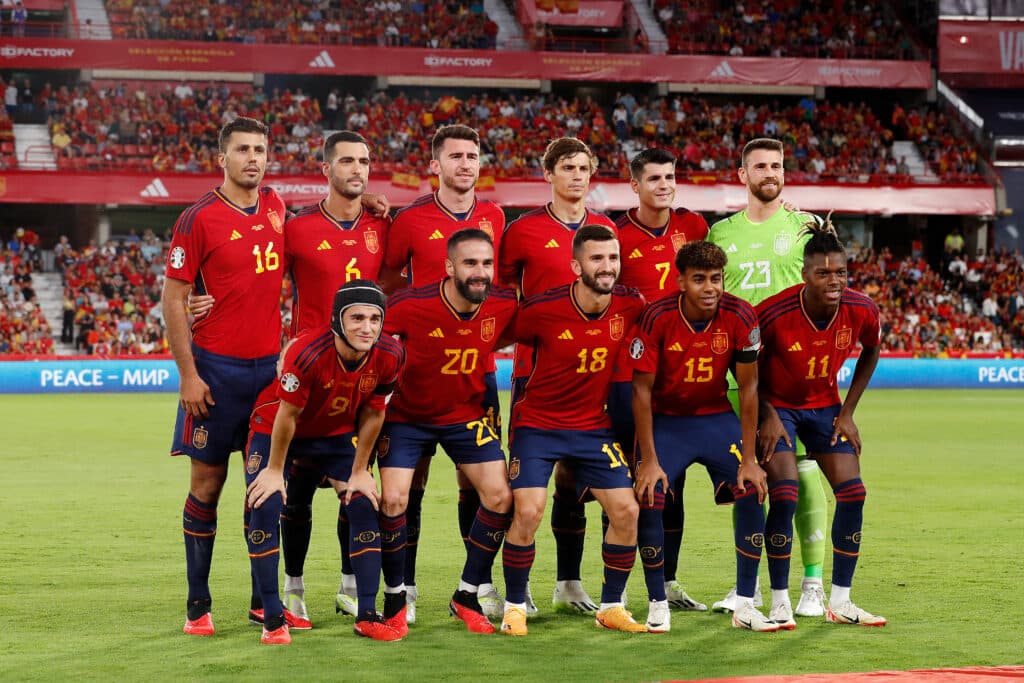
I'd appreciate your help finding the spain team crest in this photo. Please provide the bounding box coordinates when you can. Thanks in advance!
[478,218,494,238]
[481,317,496,342]
[711,331,729,355]
[609,315,625,341]
[773,231,793,255]
[835,327,853,350]
[192,426,208,450]
[376,435,390,458]
[670,232,688,252]
[268,210,283,233]
[246,452,263,475]
[364,230,380,254]
[509,456,520,481]
[358,372,379,393]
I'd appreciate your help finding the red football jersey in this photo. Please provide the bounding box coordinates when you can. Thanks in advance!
[631,292,760,416]
[756,285,880,409]
[499,204,616,298]
[166,187,286,358]
[616,208,709,301]
[285,201,390,335]
[384,280,518,425]
[250,328,405,438]
[384,192,506,286]
[512,282,645,432]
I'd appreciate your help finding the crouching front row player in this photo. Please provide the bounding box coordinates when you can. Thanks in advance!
[244,281,406,644]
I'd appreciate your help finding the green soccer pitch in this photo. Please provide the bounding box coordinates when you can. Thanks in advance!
[2,390,1022,682]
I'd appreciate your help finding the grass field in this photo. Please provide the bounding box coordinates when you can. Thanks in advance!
[2,390,1022,682]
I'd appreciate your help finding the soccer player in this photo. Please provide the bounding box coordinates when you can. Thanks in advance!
[755,219,884,628]
[630,241,775,633]
[377,228,518,635]
[706,137,831,616]
[244,280,405,644]
[616,147,710,614]
[163,117,287,636]
[378,124,507,621]
[273,131,391,626]
[500,225,647,636]
[499,137,617,614]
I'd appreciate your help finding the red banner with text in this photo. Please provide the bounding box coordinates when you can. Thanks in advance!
[0,38,932,88]
[938,19,1024,87]
[518,0,624,28]
[0,171,995,215]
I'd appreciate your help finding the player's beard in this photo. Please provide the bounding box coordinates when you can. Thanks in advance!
[581,269,618,295]
[333,173,366,200]
[455,275,491,304]
[750,179,782,204]
[230,165,264,190]
[442,169,478,194]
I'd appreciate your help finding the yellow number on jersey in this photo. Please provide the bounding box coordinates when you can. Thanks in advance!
[576,347,608,373]
[655,262,671,290]
[252,241,280,274]
[683,357,714,383]
[805,355,830,380]
[441,348,480,375]
[345,257,361,282]
[328,396,351,416]
[602,442,629,472]
[466,419,499,447]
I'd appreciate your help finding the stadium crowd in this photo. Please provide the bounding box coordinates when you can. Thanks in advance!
[655,0,917,59]
[3,227,1022,357]
[102,0,498,48]
[29,81,984,184]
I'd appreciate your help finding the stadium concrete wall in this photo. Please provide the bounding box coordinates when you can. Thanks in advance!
[1,359,1023,393]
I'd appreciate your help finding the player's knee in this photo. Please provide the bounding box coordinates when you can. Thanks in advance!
[381,489,409,518]
[480,485,512,514]
[513,499,545,534]
[606,497,639,535]
[282,502,313,522]
[189,477,225,505]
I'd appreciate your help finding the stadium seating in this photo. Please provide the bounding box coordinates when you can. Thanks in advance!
[654,0,918,59]
[0,248,53,354]
[101,0,498,48]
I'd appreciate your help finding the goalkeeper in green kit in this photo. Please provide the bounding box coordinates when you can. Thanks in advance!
[705,138,829,617]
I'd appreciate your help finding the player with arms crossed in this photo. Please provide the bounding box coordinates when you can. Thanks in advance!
[631,241,775,633]
[617,147,710,615]
[500,225,647,636]
[163,117,287,637]
[499,137,617,614]
[707,137,830,616]
[245,281,405,644]
[377,228,518,636]
[755,218,884,628]
[378,124,507,621]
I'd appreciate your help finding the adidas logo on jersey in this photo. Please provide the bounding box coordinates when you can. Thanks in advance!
[558,330,574,340]
[726,244,738,253]
[629,248,643,259]
[309,50,336,69]
[788,341,803,352]
[429,328,445,338]
[140,178,169,198]
[710,60,736,78]
[230,230,243,241]
[668,342,684,352]
[544,239,560,248]
[428,230,445,240]
[317,240,332,251]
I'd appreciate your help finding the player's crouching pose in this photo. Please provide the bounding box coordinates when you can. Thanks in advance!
[500,225,647,637]
[244,281,405,644]
[376,228,518,636]
[631,241,775,633]
[755,216,885,628]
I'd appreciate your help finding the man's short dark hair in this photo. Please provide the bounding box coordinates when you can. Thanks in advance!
[629,148,676,181]
[572,224,617,259]
[218,117,268,153]
[431,124,480,160]
[323,130,368,164]
[740,138,784,167]
[447,228,493,258]
[543,137,598,174]
[675,240,727,274]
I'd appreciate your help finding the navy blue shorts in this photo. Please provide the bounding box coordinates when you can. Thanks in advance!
[377,418,506,470]
[771,403,857,457]
[607,380,635,454]
[170,346,277,465]
[647,411,745,504]
[243,431,357,486]
[508,426,632,491]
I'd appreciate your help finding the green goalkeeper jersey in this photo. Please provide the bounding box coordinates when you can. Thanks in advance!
[707,206,817,307]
